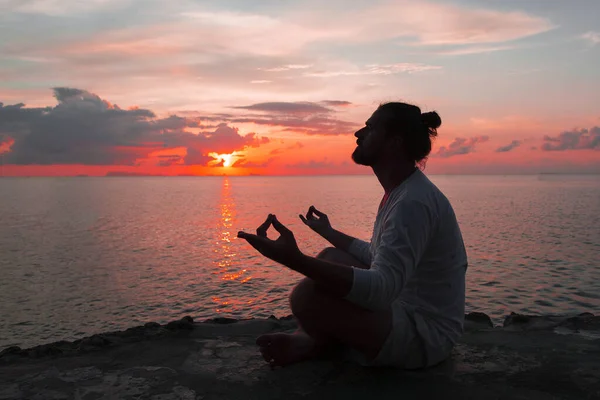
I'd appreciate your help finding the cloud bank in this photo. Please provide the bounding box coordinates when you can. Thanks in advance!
[0,88,268,166]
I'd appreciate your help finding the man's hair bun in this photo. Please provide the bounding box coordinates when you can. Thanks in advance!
[421,111,442,136]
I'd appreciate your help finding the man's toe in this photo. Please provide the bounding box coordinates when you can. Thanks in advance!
[259,346,272,363]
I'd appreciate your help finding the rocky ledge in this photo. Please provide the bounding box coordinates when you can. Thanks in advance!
[0,312,599,400]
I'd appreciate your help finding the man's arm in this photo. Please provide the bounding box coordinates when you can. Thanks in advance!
[289,200,433,311]
[300,206,372,265]
[320,227,357,252]
[321,228,372,266]
[344,200,433,310]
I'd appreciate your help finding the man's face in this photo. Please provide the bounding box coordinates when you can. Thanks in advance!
[351,110,388,166]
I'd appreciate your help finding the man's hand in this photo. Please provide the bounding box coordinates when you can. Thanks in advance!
[237,214,304,267]
[299,205,361,254]
[239,214,355,298]
[299,206,332,237]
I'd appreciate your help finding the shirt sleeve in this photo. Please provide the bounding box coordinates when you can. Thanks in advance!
[344,200,434,311]
[347,238,372,266]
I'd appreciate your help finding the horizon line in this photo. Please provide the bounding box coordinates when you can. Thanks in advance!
[1,172,599,178]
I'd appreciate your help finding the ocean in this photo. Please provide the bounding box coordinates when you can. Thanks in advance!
[1,174,599,350]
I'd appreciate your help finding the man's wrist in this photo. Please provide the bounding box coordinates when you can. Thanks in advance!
[320,226,335,241]
[286,251,309,271]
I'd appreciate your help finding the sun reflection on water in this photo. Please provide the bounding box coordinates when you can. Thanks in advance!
[212,177,253,314]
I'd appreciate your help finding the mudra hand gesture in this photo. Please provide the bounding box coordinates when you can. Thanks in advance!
[237,214,303,266]
[299,205,332,237]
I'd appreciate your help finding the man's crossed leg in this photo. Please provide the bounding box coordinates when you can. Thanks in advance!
[256,247,393,367]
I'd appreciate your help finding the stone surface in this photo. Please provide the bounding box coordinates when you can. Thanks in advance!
[0,313,599,400]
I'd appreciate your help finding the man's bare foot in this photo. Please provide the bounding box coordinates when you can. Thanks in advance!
[256,331,320,368]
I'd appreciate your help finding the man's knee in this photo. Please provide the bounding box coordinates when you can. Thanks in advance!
[289,278,319,317]
[316,247,337,261]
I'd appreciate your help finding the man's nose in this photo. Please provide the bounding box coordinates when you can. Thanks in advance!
[354,127,367,138]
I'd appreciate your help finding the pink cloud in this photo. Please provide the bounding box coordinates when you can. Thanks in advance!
[224,101,358,135]
[294,1,554,47]
[321,101,352,107]
[435,45,515,56]
[496,140,521,153]
[542,127,600,151]
[304,63,441,78]
[233,102,330,114]
[260,65,312,72]
[60,36,185,58]
[13,0,124,16]
[581,31,600,46]
[435,136,490,158]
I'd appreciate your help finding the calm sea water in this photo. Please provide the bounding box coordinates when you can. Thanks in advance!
[1,174,599,350]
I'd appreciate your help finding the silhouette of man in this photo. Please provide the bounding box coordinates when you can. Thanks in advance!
[238,102,468,369]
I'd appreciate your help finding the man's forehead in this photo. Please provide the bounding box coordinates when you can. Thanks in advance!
[366,109,387,125]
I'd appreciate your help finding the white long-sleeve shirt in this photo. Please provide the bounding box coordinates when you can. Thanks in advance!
[345,169,468,363]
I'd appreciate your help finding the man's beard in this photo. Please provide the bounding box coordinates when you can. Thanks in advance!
[351,145,375,166]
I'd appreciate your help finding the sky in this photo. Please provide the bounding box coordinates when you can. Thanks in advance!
[0,0,599,176]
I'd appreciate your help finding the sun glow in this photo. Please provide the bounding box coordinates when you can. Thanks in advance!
[209,152,240,167]
[221,153,234,167]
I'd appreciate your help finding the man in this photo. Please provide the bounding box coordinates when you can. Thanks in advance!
[237,102,468,369]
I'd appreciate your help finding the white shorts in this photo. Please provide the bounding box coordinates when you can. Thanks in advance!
[346,305,452,369]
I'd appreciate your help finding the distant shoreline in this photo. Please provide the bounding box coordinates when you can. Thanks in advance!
[0,172,599,178]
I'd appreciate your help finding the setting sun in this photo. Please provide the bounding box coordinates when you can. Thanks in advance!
[209,152,239,168]
[221,154,234,168]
